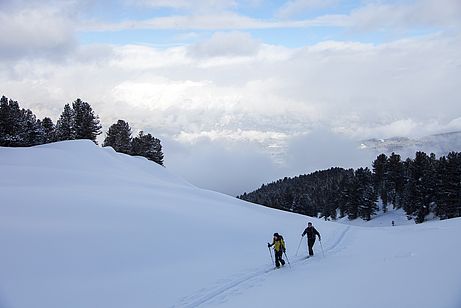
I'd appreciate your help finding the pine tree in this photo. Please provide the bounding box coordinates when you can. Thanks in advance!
[151,136,164,166]
[345,174,360,220]
[372,153,388,212]
[131,131,164,166]
[0,96,23,146]
[402,152,435,223]
[435,156,449,219]
[103,120,132,154]
[0,96,43,147]
[337,171,354,218]
[436,152,461,219]
[72,98,102,143]
[41,117,56,143]
[55,104,75,141]
[419,153,438,220]
[356,167,378,221]
[20,109,43,146]
[386,153,405,208]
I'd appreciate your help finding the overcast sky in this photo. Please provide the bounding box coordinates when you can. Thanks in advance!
[1,0,461,195]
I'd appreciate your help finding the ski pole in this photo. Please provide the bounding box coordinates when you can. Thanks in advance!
[295,236,303,256]
[319,239,325,257]
[268,245,274,266]
[283,251,292,268]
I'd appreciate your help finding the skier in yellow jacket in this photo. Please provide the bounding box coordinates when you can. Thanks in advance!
[268,233,286,268]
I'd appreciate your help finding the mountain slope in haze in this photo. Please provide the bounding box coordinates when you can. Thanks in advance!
[1,141,460,308]
[360,131,461,157]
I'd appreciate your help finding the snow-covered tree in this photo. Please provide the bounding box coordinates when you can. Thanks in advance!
[55,99,101,144]
[0,96,44,147]
[103,120,132,154]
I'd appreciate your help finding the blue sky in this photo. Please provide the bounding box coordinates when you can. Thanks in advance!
[76,0,448,47]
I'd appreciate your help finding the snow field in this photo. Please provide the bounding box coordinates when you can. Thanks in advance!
[1,140,460,308]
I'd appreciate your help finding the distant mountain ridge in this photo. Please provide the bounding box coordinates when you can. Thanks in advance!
[360,131,461,157]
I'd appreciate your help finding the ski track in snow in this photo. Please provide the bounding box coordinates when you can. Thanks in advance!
[172,226,351,308]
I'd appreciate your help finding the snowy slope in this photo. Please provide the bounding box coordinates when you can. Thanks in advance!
[215,218,461,308]
[1,141,460,308]
[337,207,416,227]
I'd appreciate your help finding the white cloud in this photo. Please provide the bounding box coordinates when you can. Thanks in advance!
[348,0,461,30]
[175,129,289,144]
[3,33,461,141]
[80,10,351,33]
[80,13,276,31]
[0,8,76,60]
[187,31,261,58]
[110,45,191,69]
[446,117,461,132]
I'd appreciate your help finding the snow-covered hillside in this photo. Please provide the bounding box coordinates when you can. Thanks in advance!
[1,141,460,308]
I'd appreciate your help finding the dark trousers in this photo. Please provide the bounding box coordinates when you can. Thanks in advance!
[275,250,285,267]
[308,238,316,256]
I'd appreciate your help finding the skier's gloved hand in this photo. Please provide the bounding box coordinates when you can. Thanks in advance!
[283,248,286,253]
[267,243,271,248]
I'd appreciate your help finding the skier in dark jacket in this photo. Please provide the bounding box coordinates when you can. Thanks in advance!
[268,233,286,268]
[301,222,321,257]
